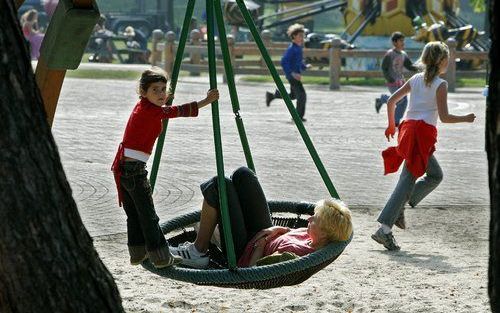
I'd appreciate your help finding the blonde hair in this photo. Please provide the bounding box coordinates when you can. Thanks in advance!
[418,41,449,86]
[314,199,353,244]
[286,23,305,39]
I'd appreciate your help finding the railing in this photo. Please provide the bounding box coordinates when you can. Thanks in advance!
[150,30,488,92]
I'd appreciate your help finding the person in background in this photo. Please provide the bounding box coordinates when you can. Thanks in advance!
[123,26,148,50]
[266,23,309,122]
[88,14,114,63]
[20,9,44,60]
[375,32,418,127]
[123,26,150,63]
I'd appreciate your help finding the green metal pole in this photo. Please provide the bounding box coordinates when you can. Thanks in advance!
[235,0,340,199]
[206,0,237,269]
[149,0,196,191]
[213,0,256,173]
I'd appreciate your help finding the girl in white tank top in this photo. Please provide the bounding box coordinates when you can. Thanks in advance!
[404,73,446,126]
[371,42,476,251]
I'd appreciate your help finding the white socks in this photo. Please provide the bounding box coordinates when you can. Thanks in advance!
[190,243,206,256]
[379,224,392,234]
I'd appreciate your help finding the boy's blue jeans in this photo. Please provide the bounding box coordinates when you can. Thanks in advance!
[381,85,407,126]
[120,161,168,251]
[377,155,443,228]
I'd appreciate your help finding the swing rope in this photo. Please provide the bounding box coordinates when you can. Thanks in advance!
[213,0,256,173]
[206,0,237,269]
[149,0,197,191]
[234,0,340,199]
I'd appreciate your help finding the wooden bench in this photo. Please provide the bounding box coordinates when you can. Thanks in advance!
[116,47,149,64]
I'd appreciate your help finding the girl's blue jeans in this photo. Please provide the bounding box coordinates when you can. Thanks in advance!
[377,155,443,228]
[120,160,167,251]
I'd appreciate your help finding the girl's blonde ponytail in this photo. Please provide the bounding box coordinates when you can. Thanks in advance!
[419,42,450,86]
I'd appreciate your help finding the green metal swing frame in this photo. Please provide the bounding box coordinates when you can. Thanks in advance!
[148,0,340,271]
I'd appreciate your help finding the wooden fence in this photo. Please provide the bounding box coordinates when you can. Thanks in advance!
[150,29,489,92]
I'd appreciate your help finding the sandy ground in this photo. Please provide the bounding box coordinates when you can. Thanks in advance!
[93,205,489,313]
[53,74,490,312]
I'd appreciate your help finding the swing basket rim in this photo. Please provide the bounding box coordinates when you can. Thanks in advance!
[141,200,352,289]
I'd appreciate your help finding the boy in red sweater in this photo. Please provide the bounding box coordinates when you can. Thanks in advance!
[112,68,219,268]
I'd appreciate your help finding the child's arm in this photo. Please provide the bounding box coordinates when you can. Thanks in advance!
[247,226,290,266]
[253,226,290,242]
[403,54,418,72]
[248,239,266,267]
[381,53,393,83]
[281,46,295,79]
[196,89,219,109]
[385,82,411,141]
[436,83,476,123]
[161,89,218,118]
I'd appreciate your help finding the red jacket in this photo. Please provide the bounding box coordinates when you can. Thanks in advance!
[382,120,437,178]
[111,98,198,206]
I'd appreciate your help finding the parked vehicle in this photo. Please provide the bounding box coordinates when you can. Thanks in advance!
[102,0,175,38]
[104,13,167,39]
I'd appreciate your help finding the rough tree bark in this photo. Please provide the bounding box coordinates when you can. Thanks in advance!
[0,1,124,312]
[488,1,500,312]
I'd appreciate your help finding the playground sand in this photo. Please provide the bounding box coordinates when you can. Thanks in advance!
[93,205,489,313]
[52,77,490,312]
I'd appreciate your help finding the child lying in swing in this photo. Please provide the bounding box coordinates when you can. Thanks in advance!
[170,167,353,268]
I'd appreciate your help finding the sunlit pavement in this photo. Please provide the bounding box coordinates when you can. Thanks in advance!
[52,75,488,237]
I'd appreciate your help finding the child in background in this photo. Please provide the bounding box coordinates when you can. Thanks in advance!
[266,23,309,122]
[375,32,418,126]
[111,68,219,268]
[170,167,352,268]
[20,9,44,60]
[372,42,476,251]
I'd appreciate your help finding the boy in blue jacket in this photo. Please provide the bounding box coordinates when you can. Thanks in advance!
[266,23,308,121]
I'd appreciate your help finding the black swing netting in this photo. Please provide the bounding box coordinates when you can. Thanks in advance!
[141,200,352,289]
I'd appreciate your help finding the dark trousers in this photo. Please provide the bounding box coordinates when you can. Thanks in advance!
[120,161,167,251]
[200,167,273,259]
[273,77,307,119]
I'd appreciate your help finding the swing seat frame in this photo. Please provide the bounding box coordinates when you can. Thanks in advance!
[141,201,352,289]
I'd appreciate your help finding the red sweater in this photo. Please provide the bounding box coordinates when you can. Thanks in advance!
[237,229,315,267]
[111,98,199,206]
[382,120,437,178]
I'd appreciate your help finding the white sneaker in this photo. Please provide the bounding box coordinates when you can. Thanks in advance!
[169,242,209,269]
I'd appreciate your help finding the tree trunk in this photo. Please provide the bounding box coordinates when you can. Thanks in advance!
[0,1,124,312]
[488,0,500,312]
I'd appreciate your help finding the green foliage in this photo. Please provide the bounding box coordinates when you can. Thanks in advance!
[241,75,486,87]
[242,75,387,86]
[65,69,190,80]
[469,0,486,13]
[66,69,142,80]
[64,69,486,88]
